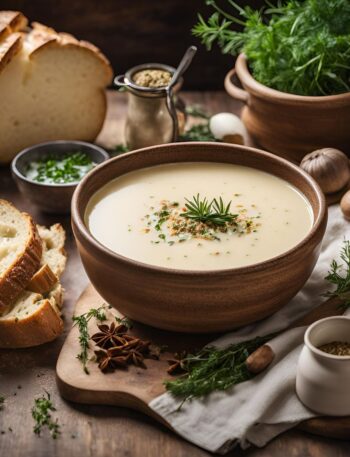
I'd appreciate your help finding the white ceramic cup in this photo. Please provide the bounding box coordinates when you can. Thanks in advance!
[296,316,350,416]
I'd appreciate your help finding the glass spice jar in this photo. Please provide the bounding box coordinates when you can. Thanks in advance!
[114,63,183,150]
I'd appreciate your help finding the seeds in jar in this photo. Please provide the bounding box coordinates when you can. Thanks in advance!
[132,69,172,88]
[318,341,350,356]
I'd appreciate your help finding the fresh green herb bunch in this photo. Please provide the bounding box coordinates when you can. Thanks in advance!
[324,240,350,309]
[72,306,107,374]
[165,334,273,401]
[193,0,350,96]
[181,194,237,225]
[29,151,95,184]
[32,391,60,439]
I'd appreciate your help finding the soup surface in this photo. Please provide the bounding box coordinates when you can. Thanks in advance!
[85,162,313,270]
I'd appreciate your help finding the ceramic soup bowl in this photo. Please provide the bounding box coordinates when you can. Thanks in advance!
[71,142,327,333]
[296,316,350,416]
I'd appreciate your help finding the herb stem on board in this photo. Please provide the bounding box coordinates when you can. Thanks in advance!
[32,391,60,439]
[164,335,274,401]
[72,306,107,374]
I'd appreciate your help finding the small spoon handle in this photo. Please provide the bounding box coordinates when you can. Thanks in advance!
[169,45,197,90]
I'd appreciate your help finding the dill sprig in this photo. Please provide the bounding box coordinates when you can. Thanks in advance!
[32,391,60,439]
[324,240,350,309]
[72,306,107,374]
[181,194,237,226]
[164,335,273,401]
[193,0,350,96]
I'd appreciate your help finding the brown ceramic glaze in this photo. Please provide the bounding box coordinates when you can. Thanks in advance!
[71,142,327,333]
[225,54,350,163]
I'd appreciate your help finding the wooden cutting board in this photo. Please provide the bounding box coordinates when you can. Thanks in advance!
[56,285,350,441]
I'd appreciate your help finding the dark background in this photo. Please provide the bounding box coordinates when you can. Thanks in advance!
[0,0,264,89]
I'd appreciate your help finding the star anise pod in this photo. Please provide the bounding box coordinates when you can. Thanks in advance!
[91,322,128,349]
[94,349,128,372]
[167,351,188,375]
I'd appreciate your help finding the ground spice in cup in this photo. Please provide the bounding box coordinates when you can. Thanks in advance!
[318,341,350,356]
[133,69,171,88]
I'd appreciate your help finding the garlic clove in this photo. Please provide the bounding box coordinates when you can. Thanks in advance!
[340,190,350,220]
[300,148,350,194]
[209,112,247,145]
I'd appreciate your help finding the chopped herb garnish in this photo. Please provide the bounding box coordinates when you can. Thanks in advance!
[26,151,95,184]
[32,391,60,439]
[144,196,258,245]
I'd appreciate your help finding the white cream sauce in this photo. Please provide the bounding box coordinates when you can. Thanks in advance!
[85,162,313,270]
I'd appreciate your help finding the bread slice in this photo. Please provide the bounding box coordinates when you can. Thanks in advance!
[0,284,63,348]
[0,223,67,348]
[0,199,42,311]
[0,11,113,163]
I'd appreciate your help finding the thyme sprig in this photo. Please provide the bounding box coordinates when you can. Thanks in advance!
[32,391,60,439]
[72,306,107,374]
[324,240,350,309]
[181,194,237,226]
[164,335,273,401]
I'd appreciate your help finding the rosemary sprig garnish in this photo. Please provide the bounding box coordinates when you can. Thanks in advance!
[72,306,107,374]
[32,391,60,439]
[164,335,273,401]
[181,194,237,226]
[324,240,350,309]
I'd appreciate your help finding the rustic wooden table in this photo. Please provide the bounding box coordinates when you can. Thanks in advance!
[0,91,349,457]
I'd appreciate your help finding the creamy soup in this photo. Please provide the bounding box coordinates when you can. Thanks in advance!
[85,162,313,270]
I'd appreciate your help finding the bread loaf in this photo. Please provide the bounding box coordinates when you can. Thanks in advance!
[0,11,113,163]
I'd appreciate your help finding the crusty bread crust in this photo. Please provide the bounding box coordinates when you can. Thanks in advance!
[27,263,58,294]
[0,11,27,41]
[0,32,23,74]
[0,200,42,310]
[0,290,63,348]
[27,21,113,84]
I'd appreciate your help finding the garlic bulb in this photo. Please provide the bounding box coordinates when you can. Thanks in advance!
[209,113,247,145]
[300,148,350,194]
[340,190,350,220]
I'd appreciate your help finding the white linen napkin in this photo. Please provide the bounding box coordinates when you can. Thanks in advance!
[149,205,350,453]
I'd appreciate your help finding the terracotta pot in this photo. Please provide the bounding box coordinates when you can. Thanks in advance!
[71,142,327,333]
[225,54,350,163]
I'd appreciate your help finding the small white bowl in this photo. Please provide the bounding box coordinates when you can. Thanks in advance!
[296,316,350,416]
